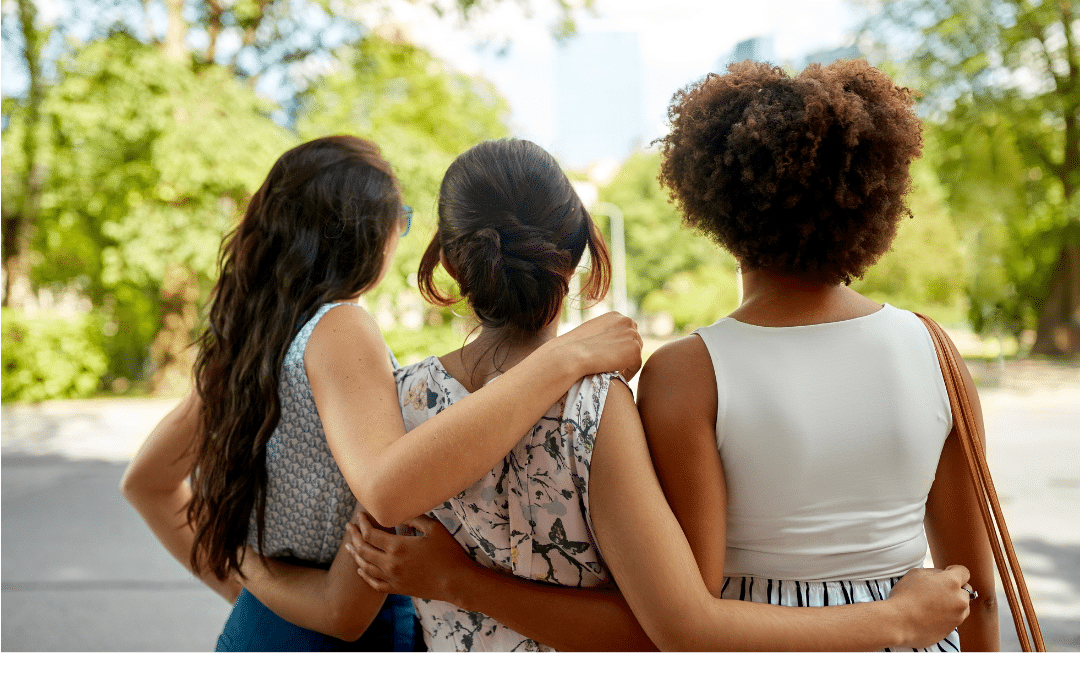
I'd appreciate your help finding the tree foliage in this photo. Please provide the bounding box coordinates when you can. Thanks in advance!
[1,8,519,399]
[852,156,968,323]
[861,0,1079,355]
[2,307,109,402]
[597,151,738,332]
[3,32,293,392]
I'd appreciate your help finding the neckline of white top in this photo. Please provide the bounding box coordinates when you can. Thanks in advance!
[722,303,891,330]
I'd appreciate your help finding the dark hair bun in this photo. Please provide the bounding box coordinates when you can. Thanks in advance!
[459,216,574,333]
[418,139,611,332]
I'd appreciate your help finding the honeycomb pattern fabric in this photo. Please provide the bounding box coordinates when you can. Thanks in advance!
[395,356,615,651]
[248,302,398,564]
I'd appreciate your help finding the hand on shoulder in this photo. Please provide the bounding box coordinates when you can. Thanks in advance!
[550,312,643,381]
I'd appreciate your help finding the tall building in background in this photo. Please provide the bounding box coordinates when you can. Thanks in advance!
[799,44,861,70]
[554,32,646,170]
[717,35,776,71]
[716,37,861,74]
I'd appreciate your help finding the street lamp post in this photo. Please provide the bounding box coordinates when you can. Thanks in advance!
[593,201,628,316]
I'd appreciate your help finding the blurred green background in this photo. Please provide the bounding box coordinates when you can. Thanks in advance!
[2,0,1077,404]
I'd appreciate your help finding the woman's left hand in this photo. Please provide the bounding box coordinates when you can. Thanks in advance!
[346,512,477,602]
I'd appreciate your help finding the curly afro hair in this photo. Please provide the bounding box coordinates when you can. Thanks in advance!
[658,59,922,285]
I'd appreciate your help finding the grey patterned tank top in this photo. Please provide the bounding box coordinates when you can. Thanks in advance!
[247,302,398,564]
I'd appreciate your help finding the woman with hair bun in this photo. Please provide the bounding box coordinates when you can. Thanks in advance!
[370,138,644,651]
[121,135,644,651]
[638,60,999,650]
[341,137,977,651]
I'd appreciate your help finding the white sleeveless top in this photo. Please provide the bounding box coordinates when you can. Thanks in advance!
[694,304,952,581]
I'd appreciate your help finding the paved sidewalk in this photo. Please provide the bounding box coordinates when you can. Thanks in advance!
[2,364,1078,651]
[2,397,232,651]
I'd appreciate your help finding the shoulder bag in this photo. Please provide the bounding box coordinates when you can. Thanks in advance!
[915,313,1045,652]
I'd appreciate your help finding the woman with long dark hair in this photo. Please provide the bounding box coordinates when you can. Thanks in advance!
[120,135,643,651]
[327,138,976,651]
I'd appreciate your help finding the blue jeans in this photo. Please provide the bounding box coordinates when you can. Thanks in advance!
[216,589,424,652]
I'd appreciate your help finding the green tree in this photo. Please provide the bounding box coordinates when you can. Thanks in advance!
[2,0,48,308]
[852,155,968,323]
[862,0,1079,355]
[2,307,109,403]
[2,33,292,393]
[1,0,589,400]
[597,151,738,332]
[155,0,592,111]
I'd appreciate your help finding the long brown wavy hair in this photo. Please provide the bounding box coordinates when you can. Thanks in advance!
[187,136,402,581]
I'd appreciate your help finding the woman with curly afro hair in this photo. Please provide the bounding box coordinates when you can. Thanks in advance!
[637,60,999,651]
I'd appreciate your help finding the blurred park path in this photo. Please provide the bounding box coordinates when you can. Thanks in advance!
[2,358,1078,651]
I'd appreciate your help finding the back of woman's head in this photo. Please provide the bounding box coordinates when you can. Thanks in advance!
[229,135,402,308]
[418,139,610,333]
[189,135,401,581]
[658,60,923,285]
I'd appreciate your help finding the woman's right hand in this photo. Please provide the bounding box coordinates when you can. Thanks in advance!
[550,312,643,382]
[346,512,479,604]
[887,565,973,649]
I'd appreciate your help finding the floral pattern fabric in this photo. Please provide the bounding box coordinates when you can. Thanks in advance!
[394,357,615,651]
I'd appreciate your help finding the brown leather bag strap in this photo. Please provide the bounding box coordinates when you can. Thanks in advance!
[915,313,1045,652]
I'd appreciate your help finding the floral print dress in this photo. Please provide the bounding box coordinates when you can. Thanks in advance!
[395,356,616,651]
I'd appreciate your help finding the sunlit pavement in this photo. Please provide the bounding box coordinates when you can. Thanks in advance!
[2,361,1078,652]
[965,360,1080,652]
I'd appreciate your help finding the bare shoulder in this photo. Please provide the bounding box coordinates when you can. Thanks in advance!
[641,334,711,374]
[303,302,398,405]
[638,335,716,415]
[593,376,649,467]
[306,303,388,362]
[919,313,982,409]
[603,375,638,416]
[636,334,718,480]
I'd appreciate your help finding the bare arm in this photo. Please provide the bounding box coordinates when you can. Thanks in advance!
[636,336,728,594]
[124,310,639,639]
[348,513,656,651]
[238,530,387,642]
[121,392,385,640]
[590,379,973,651]
[119,391,242,603]
[924,337,1000,651]
[308,307,642,527]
